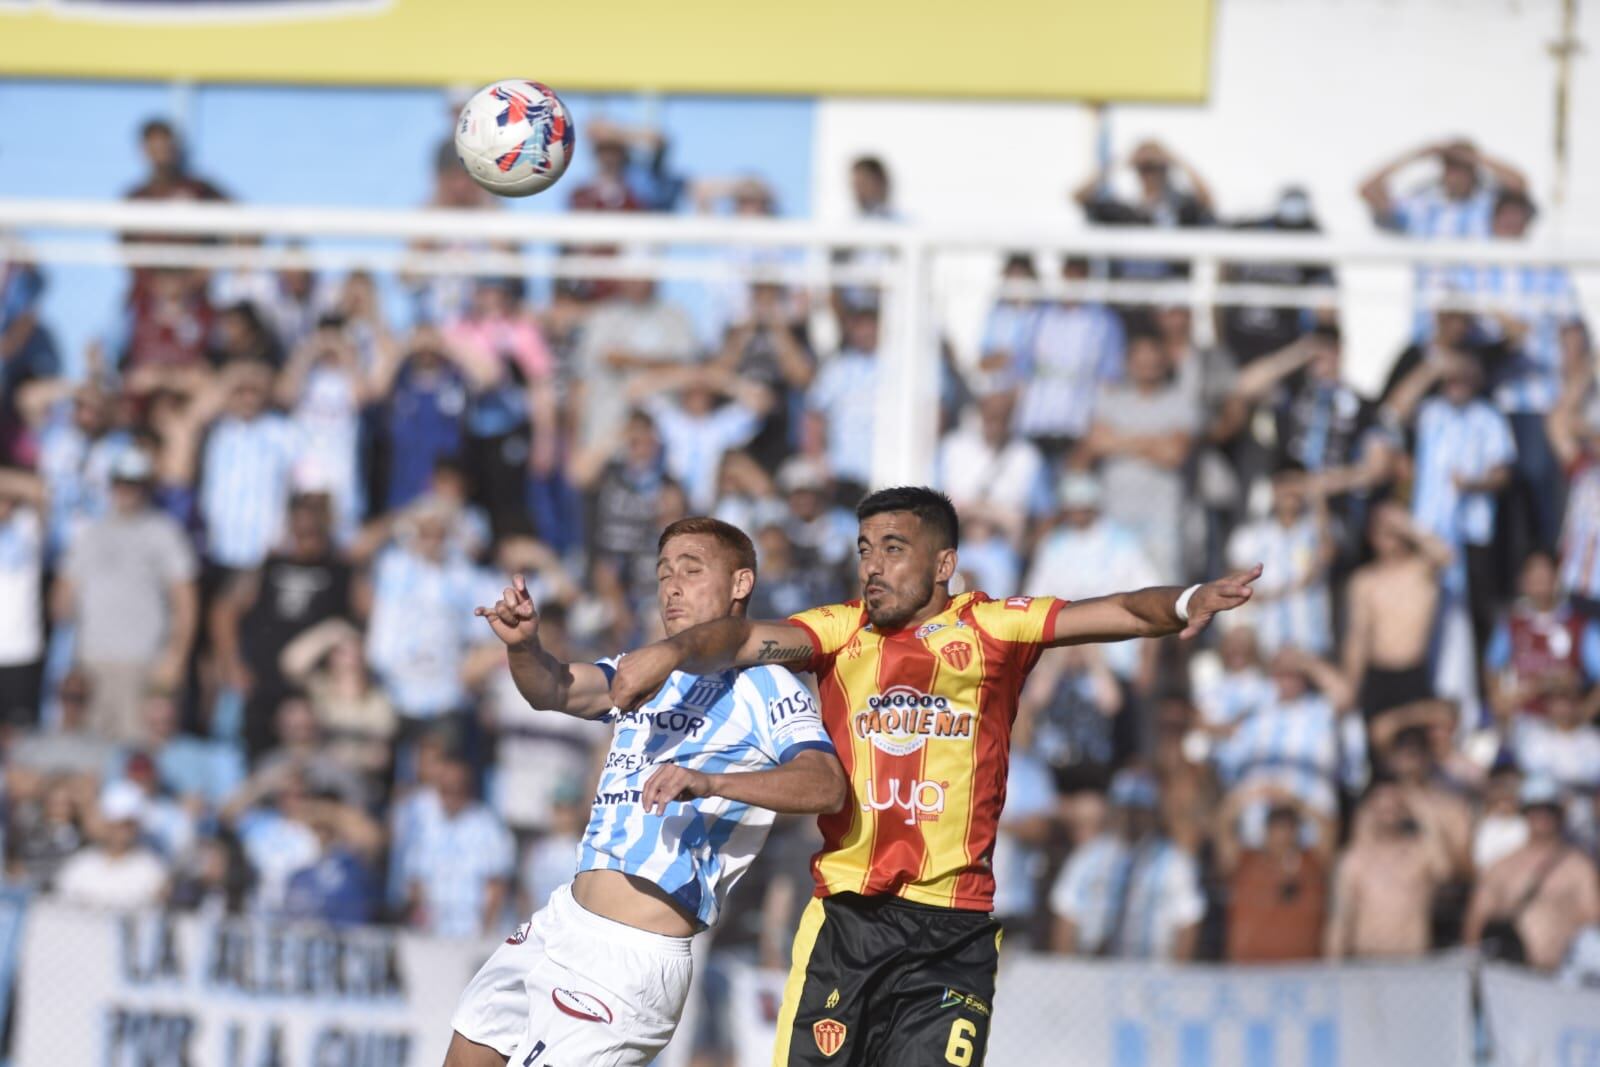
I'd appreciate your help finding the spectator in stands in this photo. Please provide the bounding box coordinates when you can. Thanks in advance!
[0,469,44,726]
[278,324,369,538]
[169,830,252,917]
[1359,137,1527,241]
[1049,770,1204,961]
[748,524,840,621]
[1343,501,1454,721]
[571,274,698,468]
[1375,726,1474,948]
[710,283,816,472]
[1546,326,1600,611]
[1010,256,1125,459]
[118,751,197,862]
[1224,465,1335,656]
[196,361,301,575]
[280,619,397,793]
[1084,330,1197,578]
[126,118,227,206]
[54,780,170,910]
[1476,763,1529,873]
[575,410,677,637]
[371,326,470,513]
[1391,354,1516,656]
[710,451,787,541]
[518,779,587,917]
[1074,139,1215,233]
[211,491,354,761]
[1016,644,1123,845]
[282,799,382,926]
[1193,625,1275,745]
[990,748,1056,949]
[975,254,1042,393]
[935,389,1046,547]
[1215,648,1357,829]
[1215,783,1333,962]
[630,363,773,512]
[849,156,895,221]
[568,119,684,213]
[127,688,244,808]
[775,456,856,576]
[1485,551,1600,723]
[365,496,496,746]
[119,267,214,372]
[1026,472,1159,689]
[222,765,323,913]
[1325,775,1453,959]
[6,773,87,890]
[1468,776,1600,970]
[7,671,117,779]
[53,449,197,742]
[209,301,284,369]
[952,512,1023,604]
[22,380,128,557]
[1218,187,1333,363]
[253,695,370,810]
[0,259,60,463]
[1507,677,1600,831]
[403,754,513,938]
[805,301,881,500]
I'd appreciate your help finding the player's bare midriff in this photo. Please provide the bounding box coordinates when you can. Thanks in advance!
[572,869,700,937]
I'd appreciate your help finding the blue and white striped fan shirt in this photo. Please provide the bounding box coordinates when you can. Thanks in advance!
[1411,396,1516,549]
[1225,516,1333,656]
[1013,303,1125,441]
[199,413,301,568]
[579,659,833,928]
[1476,264,1582,414]
[1561,460,1600,600]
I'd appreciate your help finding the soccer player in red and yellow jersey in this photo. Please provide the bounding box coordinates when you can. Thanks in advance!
[613,486,1259,1067]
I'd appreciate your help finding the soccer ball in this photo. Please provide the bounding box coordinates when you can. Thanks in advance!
[454,80,576,198]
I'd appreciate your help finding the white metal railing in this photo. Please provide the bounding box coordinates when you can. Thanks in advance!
[4,197,1600,485]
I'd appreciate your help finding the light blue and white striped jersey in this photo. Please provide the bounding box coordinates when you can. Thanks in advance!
[0,506,43,666]
[365,544,499,717]
[1387,184,1497,340]
[1048,835,1204,960]
[644,396,763,512]
[580,658,833,928]
[1411,396,1516,548]
[36,409,133,559]
[1215,693,1366,817]
[1013,303,1125,441]
[806,351,878,486]
[199,413,301,568]
[1475,265,1582,413]
[979,302,1044,366]
[1561,460,1600,600]
[1226,516,1333,656]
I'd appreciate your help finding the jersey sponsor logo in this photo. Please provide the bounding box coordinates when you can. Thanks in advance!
[939,640,973,671]
[852,687,974,755]
[551,987,614,1024]
[939,987,991,1017]
[862,777,947,825]
[593,788,645,806]
[915,622,946,640]
[603,751,649,772]
[611,708,707,737]
[768,692,817,725]
[1005,596,1033,611]
[825,988,841,1009]
[506,921,531,945]
[813,1018,848,1057]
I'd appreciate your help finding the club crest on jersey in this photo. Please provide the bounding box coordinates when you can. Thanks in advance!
[551,988,613,1024]
[939,640,973,671]
[1005,596,1033,611]
[915,622,946,640]
[678,678,729,711]
[852,687,974,756]
[842,635,863,661]
[813,1019,848,1057]
[505,921,531,945]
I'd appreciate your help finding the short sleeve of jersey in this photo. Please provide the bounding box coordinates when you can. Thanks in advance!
[591,654,622,722]
[969,594,1068,647]
[742,666,834,764]
[787,602,863,671]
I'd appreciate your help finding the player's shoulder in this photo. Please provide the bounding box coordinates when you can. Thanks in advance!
[731,662,805,700]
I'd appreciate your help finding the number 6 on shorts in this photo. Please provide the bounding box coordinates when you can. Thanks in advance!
[945,1018,977,1066]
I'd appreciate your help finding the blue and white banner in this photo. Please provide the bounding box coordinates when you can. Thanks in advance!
[988,955,1473,1067]
[1482,963,1600,1067]
[13,902,493,1067]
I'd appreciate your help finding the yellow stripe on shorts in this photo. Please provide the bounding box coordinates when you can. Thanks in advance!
[771,896,828,1066]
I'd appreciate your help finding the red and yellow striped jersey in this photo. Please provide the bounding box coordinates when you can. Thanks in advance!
[789,590,1064,912]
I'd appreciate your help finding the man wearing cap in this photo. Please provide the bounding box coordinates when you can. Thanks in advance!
[54,779,170,910]
[1048,769,1205,961]
[52,448,197,742]
[1467,777,1600,970]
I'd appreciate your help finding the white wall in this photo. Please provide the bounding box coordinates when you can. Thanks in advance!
[811,0,1598,390]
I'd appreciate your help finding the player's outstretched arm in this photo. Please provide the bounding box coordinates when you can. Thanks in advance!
[1046,564,1262,647]
[610,617,814,712]
[474,574,613,719]
[640,749,848,816]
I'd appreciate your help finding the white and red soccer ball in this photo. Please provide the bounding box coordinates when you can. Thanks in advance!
[454,79,576,197]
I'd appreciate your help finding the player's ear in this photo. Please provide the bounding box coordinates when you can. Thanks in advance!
[731,567,755,603]
[934,548,958,586]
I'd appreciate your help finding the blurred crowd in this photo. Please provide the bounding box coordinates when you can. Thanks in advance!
[1,111,1599,1060]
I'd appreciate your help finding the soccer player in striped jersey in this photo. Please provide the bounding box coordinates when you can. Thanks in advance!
[612,486,1259,1067]
[445,517,847,1067]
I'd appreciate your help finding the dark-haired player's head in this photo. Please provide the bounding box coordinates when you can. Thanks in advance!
[656,517,759,637]
[854,487,959,631]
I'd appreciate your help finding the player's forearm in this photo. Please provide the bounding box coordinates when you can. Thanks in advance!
[668,617,813,673]
[507,642,586,715]
[1109,586,1189,637]
[707,752,848,815]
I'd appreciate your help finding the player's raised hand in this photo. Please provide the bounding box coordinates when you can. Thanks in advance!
[474,574,541,650]
[1180,563,1263,640]
[611,642,682,712]
[641,763,716,814]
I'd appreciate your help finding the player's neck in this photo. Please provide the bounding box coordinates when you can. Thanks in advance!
[899,590,954,631]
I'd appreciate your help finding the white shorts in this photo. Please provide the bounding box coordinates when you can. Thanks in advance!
[451,883,694,1067]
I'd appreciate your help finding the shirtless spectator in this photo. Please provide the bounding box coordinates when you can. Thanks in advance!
[1467,777,1600,970]
[1325,775,1453,959]
[1343,501,1454,720]
[1377,726,1474,878]
[1215,782,1333,962]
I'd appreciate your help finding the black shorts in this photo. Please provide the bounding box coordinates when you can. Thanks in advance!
[0,660,42,727]
[774,892,1001,1067]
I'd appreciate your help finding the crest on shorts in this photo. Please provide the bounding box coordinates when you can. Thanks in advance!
[939,640,973,671]
[813,1018,848,1057]
[551,988,613,1024]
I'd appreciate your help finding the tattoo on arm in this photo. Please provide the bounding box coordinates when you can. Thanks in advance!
[757,639,812,663]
